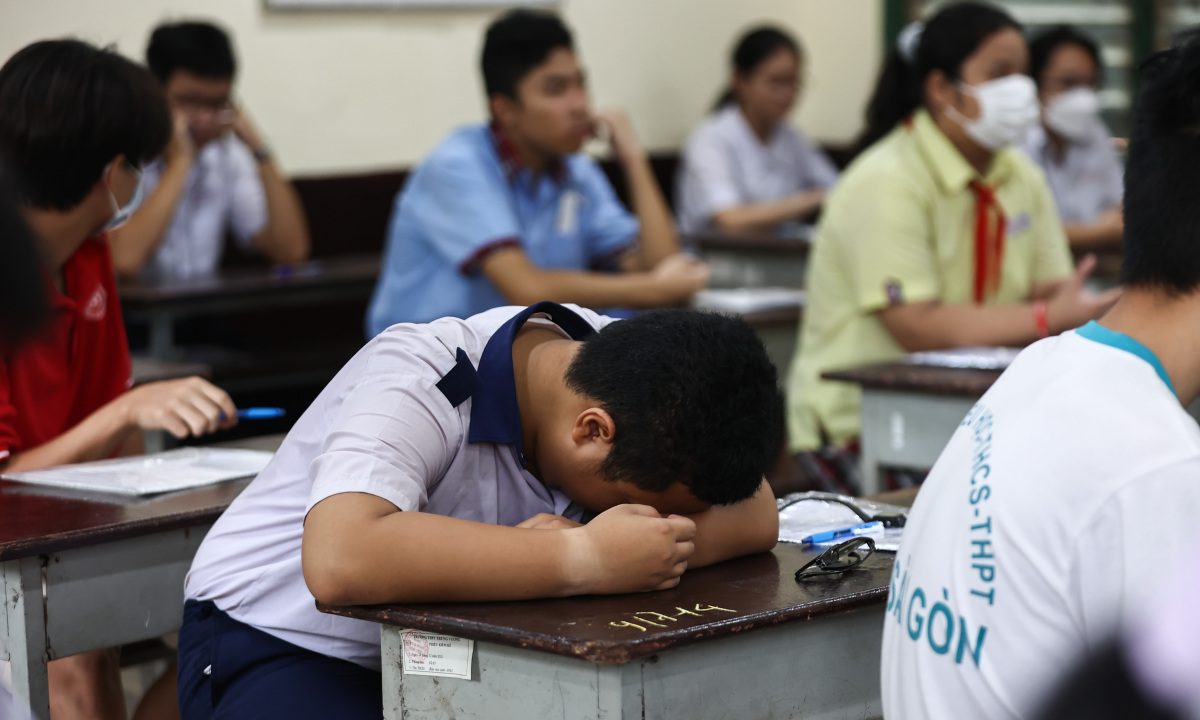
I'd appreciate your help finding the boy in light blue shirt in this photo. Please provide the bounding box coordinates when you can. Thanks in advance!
[367,9,707,335]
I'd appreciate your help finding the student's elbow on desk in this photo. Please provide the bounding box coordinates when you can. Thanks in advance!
[301,493,396,606]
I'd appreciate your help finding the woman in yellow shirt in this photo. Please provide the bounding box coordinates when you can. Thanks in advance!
[786,2,1119,491]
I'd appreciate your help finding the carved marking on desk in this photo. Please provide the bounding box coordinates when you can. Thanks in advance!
[608,603,739,632]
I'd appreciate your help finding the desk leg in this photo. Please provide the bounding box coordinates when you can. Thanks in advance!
[147,311,175,361]
[2,557,50,720]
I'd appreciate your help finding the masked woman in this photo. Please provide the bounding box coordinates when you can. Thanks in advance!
[1021,25,1125,248]
[784,2,1118,484]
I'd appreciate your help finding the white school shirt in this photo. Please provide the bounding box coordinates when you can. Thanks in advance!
[140,134,268,279]
[880,322,1200,720]
[184,302,615,670]
[1020,121,1123,224]
[675,104,839,233]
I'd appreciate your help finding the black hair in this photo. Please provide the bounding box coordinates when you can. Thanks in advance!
[481,9,574,100]
[146,21,236,84]
[564,309,784,506]
[0,154,47,352]
[1029,25,1103,89]
[713,26,802,112]
[1121,31,1200,294]
[0,39,171,211]
[860,2,1021,150]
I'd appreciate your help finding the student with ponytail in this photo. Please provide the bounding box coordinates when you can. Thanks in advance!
[675,26,838,233]
[785,2,1118,477]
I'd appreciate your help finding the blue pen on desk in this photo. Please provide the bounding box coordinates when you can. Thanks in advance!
[222,407,286,421]
[800,521,883,546]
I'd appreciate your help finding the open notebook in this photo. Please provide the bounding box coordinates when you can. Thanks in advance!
[2,447,273,497]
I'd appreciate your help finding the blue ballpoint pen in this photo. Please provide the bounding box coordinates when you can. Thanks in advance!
[222,407,286,421]
[801,521,884,545]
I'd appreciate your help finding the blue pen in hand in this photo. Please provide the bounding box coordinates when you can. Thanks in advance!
[801,521,884,545]
[220,407,286,421]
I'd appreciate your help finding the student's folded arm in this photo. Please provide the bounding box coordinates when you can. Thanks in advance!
[480,245,678,309]
[710,192,826,232]
[683,479,778,569]
[0,396,137,473]
[250,159,311,265]
[878,301,1039,353]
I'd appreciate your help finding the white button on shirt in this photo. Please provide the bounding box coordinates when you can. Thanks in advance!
[140,134,268,280]
[1020,121,1123,225]
[675,104,839,233]
[881,326,1200,720]
[184,303,615,670]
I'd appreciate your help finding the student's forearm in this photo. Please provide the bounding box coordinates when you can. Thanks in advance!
[879,302,1039,353]
[685,480,778,568]
[711,191,825,232]
[303,496,577,605]
[488,260,678,309]
[1065,221,1122,247]
[0,398,134,473]
[252,160,310,264]
[108,160,191,278]
[621,152,679,270]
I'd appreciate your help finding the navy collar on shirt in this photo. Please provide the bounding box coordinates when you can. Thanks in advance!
[434,302,597,467]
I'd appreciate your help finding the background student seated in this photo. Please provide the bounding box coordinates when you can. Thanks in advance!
[676,26,838,234]
[882,32,1200,718]
[1021,25,1125,248]
[785,3,1118,486]
[109,21,310,280]
[0,39,241,720]
[178,303,784,720]
[366,10,707,334]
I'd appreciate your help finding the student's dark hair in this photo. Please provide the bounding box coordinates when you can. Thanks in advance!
[0,40,171,212]
[564,310,785,506]
[1121,31,1200,294]
[1029,25,1103,89]
[481,9,573,100]
[146,21,236,84]
[0,154,47,351]
[860,2,1021,150]
[712,26,802,112]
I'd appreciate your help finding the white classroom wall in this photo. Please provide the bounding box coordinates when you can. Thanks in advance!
[0,0,882,177]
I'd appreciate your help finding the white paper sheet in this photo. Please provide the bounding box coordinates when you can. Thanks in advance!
[1,448,273,496]
[777,491,907,552]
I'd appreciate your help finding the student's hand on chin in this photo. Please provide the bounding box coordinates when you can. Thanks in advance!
[229,107,266,153]
[560,504,696,595]
[164,111,196,166]
[516,513,582,531]
[119,376,238,440]
[591,108,645,163]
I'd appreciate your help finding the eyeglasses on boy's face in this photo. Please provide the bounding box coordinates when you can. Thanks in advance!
[794,536,876,582]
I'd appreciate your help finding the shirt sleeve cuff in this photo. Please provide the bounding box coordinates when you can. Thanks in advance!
[305,476,423,519]
[458,237,523,277]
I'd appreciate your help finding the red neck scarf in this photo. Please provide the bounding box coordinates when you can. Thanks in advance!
[968,180,1006,304]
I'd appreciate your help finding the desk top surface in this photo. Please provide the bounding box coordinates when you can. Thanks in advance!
[118,253,380,305]
[0,434,282,561]
[686,228,811,255]
[823,361,1002,397]
[321,488,917,665]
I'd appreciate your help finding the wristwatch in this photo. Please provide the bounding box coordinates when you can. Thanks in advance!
[251,145,273,165]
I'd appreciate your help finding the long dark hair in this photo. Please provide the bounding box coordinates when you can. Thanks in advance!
[859,2,1020,150]
[712,26,802,112]
[0,153,47,352]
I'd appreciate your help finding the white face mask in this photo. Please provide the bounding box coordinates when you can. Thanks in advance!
[946,74,1040,151]
[1043,87,1101,144]
[103,161,144,232]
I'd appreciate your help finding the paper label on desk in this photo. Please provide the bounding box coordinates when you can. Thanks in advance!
[399,630,473,680]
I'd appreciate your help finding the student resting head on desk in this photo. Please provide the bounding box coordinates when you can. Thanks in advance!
[365,9,709,335]
[675,25,839,234]
[106,20,311,281]
[880,30,1200,720]
[177,302,784,720]
[0,39,244,720]
[1021,25,1125,249]
[784,2,1119,488]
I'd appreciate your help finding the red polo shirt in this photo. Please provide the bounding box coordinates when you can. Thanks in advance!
[0,234,132,461]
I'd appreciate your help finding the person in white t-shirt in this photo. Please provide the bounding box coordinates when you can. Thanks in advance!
[109,21,310,280]
[881,30,1200,720]
[675,26,838,234]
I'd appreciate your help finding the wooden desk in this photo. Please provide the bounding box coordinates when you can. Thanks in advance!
[686,228,810,290]
[119,253,380,359]
[824,363,1001,495]
[322,488,917,720]
[0,433,283,718]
